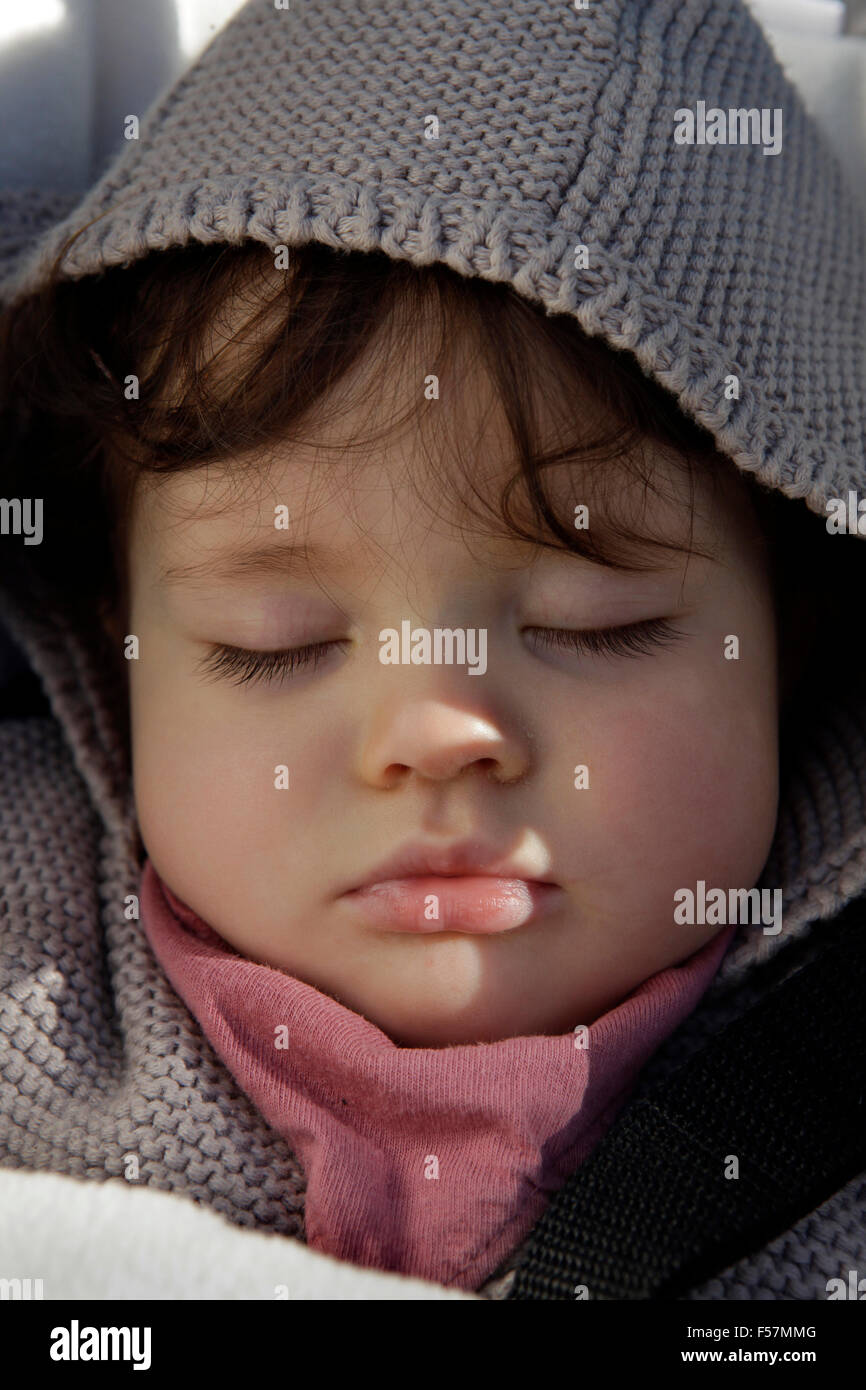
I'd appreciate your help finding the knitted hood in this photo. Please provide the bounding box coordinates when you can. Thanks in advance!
[1,0,865,1297]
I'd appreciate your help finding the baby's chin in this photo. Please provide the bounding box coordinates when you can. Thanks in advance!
[361,997,585,1048]
[301,947,587,1047]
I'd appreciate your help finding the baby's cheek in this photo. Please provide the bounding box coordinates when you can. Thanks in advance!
[131,717,222,891]
[133,691,344,873]
[599,674,778,888]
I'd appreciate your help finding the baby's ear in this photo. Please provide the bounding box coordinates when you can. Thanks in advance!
[96,596,124,650]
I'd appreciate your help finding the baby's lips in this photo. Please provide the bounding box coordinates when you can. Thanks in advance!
[342,876,563,933]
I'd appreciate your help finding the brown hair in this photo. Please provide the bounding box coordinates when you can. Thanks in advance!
[0,232,858,743]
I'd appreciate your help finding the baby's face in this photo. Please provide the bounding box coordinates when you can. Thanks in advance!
[125,355,779,1047]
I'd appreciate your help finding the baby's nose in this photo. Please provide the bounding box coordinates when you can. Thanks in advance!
[356,699,530,787]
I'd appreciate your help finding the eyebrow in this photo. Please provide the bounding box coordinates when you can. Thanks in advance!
[159,539,348,587]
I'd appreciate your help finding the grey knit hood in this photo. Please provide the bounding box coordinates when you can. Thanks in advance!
[1,0,866,1298]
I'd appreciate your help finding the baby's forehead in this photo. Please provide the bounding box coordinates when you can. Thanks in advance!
[137,429,720,538]
[133,447,736,613]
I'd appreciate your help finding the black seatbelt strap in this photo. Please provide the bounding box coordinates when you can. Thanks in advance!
[507,894,866,1299]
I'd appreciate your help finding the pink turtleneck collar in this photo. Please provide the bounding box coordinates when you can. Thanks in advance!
[139,859,734,1291]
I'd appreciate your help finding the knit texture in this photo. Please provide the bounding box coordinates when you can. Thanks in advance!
[1,0,866,1298]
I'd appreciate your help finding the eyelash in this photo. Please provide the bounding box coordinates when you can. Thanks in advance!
[528,617,684,661]
[197,640,348,686]
[196,619,683,689]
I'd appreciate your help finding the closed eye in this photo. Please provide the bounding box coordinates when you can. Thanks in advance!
[196,640,349,687]
[196,617,685,689]
[525,617,685,661]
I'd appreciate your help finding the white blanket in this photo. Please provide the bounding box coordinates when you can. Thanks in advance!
[0,1167,479,1300]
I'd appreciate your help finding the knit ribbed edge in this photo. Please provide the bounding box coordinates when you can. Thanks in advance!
[0,174,862,524]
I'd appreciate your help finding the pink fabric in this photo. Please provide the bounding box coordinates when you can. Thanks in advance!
[139,859,735,1290]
